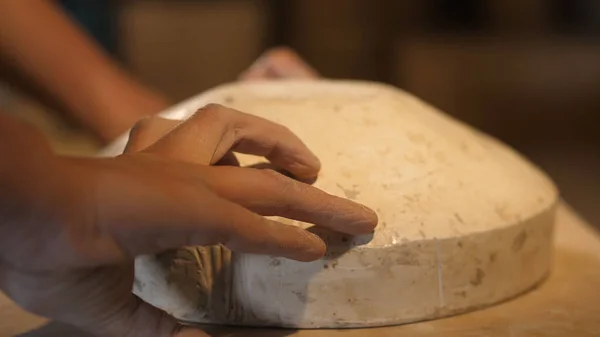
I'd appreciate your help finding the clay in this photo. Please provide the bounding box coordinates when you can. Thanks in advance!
[101,80,558,328]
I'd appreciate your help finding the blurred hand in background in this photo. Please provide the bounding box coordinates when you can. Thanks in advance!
[239,47,319,81]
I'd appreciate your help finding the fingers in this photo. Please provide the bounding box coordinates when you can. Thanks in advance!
[239,47,319,80]
[125,117,180,153]
[136,198,327,262]
[199,166,378,235]
[125,116,240,166]
[145,104,321,180]
[217,205,327,261]
[96,171,326,262]
[214,151,240,167]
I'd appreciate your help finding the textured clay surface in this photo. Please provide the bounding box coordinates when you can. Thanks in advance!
[101,80,558,328]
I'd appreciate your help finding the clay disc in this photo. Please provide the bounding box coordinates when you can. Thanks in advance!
[101,80,558,328]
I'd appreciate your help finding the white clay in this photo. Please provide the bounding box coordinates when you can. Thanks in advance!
[101,80,558,328]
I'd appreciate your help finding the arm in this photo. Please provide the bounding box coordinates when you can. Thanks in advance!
[0,0,168,143]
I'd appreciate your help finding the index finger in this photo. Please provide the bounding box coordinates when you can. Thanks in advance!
[73,157,329,267]
[101,188,327,263]
[200,166,378,235]
[146,104,322,180]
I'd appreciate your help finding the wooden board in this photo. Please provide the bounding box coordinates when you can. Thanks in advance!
[3,202,600,336]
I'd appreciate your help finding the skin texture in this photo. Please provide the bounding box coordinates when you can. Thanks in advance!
[0,104,378,337]
[0,4,338,331]
[0,51,378,336]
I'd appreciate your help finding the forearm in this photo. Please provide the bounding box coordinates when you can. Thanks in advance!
[0,0,166,142]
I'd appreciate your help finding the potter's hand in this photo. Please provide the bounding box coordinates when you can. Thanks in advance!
[0,105,377,337]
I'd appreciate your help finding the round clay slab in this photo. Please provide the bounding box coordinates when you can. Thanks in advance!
[101,80,558,328]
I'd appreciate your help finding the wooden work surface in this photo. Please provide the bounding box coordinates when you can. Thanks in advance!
[2,202,599,337]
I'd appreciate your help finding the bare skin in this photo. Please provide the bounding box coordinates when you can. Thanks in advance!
[1,4,352,333]
[0,48,375,337]
[0,102,378,337]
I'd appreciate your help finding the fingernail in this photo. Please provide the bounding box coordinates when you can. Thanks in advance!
[300,153,321,175]
[298,231,326,261]
[349,206,379,234]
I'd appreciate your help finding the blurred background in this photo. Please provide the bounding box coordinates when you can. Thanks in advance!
[1,0,599,227]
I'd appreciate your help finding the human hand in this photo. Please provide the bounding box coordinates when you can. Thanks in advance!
[238,47,319,80]
[0,104,377,337]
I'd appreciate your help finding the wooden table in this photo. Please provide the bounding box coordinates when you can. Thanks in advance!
[3,202,599,337]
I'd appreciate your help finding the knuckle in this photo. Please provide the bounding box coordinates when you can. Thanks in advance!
[260,168,289,184]
[273,123,297,140]
[196,103,229,117]
[128,120,146,138]
[130,116,159,134]
[193,103,236,126]
[259,169,301,198]
[125,117,156,152]
[128,116,169,145]
[277,123,292,134]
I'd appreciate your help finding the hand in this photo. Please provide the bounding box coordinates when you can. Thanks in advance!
[238,47,319,80]
[0,104,377,337]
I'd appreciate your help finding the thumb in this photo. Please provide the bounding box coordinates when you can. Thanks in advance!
[95,297,212,337]
[0,264,202,337]
[66,268,210,337]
